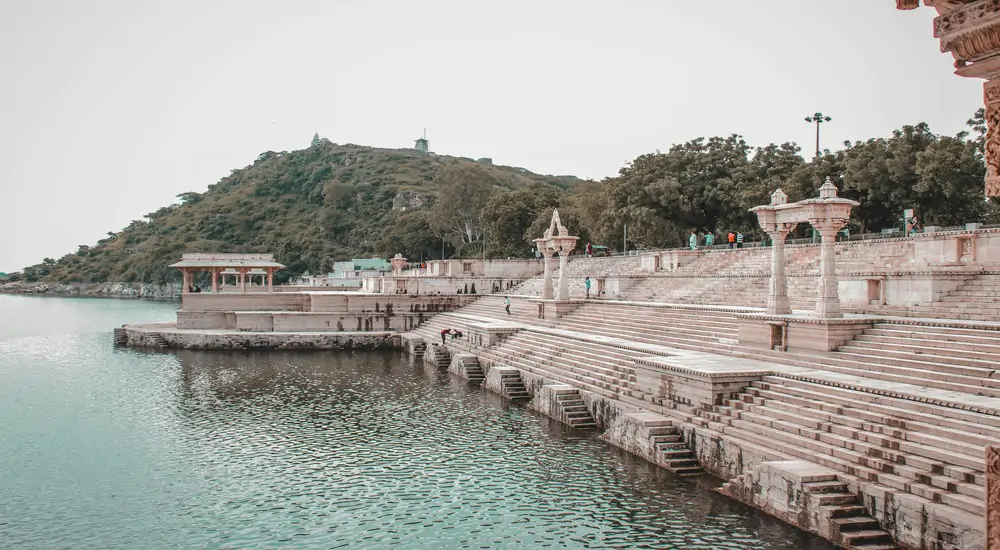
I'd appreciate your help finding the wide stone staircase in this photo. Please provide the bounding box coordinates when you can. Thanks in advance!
[702,376,988,521]
[864,272,1000,322]
[736,321,1000,399]
[555,301,743,351]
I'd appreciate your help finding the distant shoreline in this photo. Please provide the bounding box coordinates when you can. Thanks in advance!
[0,281,182,301]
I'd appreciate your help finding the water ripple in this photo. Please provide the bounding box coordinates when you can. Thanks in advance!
[0,297,833,550]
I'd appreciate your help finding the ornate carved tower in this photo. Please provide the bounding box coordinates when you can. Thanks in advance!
[898,0,1000,196]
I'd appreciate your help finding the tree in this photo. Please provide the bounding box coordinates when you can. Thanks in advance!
[376,210,442,260]
[481,183,562,257]
[427,164,498,253]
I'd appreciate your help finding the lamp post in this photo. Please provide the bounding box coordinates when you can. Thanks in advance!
[804,112,832,160]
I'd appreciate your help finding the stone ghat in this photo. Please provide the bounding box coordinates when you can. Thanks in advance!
[118,323,398,350]
[401,295,1000,549]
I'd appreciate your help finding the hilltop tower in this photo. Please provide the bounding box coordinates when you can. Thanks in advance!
[414,129,429,153]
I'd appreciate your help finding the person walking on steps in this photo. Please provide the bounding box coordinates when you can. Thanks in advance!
[584,276,592,299]
[504,296,511,315]
[688,231,698,250]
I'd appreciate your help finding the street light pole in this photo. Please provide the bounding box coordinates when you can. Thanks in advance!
[804,112,832,160]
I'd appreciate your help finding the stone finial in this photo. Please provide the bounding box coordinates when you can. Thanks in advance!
[544,209,568,238]
[818,177,838,199]
[393,253,404,259]
[770,189,788,206]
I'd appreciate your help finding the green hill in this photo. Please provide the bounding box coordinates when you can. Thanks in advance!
[19,142,578,285]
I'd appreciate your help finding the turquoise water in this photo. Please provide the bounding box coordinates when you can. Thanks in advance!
[0,295,832,549]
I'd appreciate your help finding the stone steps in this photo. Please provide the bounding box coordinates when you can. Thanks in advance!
[803,479,899,550]
[555,391,598,429]
[647,424,702,475]
[499,372,530,401]
[711,377,986,515]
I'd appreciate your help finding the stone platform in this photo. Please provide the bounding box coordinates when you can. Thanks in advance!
[119,323,399,350]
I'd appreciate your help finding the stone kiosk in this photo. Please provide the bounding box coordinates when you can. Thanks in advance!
[532,209,579,318]
[738,180,875,352]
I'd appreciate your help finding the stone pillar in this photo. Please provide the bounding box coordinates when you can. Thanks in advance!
[267,268,274,292]
[766,227,793,315]
[541,250,554,300]
[182,269,192,294]
[211,268,218,293]
[557,251,570,301]
[240,269,247,294]
[988,444,1000,550]
[985,79,1000,197]
[814,224,844,318]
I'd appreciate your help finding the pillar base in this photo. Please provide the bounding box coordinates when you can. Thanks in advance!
[766,296,791,315]
[814,298,843,319]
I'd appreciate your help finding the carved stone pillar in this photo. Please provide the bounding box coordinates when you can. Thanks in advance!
[541,250,554,300]
[814,224,846,318]
[182,268,192,294]
[986,80,1000,196]
[211,267,218,293]
[988,444,1000,550]
[766,225,795,315]
[557,251,570,301]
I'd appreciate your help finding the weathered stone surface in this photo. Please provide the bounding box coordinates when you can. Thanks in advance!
[122,324,398,350]
[0,281,182,300]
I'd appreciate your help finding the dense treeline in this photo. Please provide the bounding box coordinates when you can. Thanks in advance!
[8,112,998,285]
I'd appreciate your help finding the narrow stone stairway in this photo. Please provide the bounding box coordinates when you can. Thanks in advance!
[113,327,128,346]
[500,371,531,401]
[428,344,450,368]
[649,423,702,476]
[555,390,597,429]
[148,333,167,349]
[806,479,898,550]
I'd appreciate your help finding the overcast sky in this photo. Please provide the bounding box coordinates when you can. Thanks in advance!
[0,0,982,272]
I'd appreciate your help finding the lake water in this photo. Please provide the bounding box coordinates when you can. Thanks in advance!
[0,295,833,549]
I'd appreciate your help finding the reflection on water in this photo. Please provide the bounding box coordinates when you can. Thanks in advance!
[0,296,833,549]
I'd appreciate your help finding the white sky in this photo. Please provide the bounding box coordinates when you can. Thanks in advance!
[0,0,982,272]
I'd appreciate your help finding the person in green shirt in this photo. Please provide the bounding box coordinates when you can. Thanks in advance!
[705,232,714,248]
[689,232,698,250]
[504,296,511,315]
[584,277,592,299]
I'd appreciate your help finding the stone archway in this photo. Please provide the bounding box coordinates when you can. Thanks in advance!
[750,179,858,317]
[532,210,579,301]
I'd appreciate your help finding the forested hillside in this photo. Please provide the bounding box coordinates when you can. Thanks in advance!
[10,111,999,286]
[14,143,577,285]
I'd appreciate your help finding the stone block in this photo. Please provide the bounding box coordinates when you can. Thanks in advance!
[736,313,874,352]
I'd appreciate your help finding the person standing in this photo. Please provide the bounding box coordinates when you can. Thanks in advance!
[727,232,736,249]
[689,231,698,250]
[440,328,450,345]
[586,242,593,258]
[584,277,592,299]
[705,232,714,248]
[736,232,744,249]
[504,296,511,315]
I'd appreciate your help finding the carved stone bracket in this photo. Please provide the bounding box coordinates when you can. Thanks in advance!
[898,0,1000,196]
[987,444,1000,550]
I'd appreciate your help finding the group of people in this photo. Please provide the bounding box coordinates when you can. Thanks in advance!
[689,231,743,251]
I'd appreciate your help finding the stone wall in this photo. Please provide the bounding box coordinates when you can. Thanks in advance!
[362,276,525,295]
[123,325,399,350]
